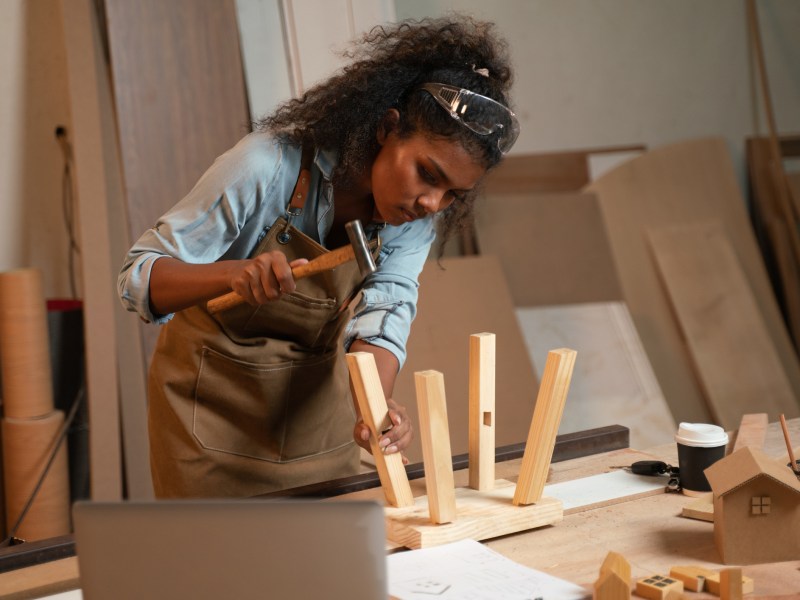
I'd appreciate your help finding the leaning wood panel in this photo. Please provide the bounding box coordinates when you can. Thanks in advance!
[474,192,623,306]
[60,0,123,500]
[586,138,800,425]
[648,221,798,429]
[103,0,251,365]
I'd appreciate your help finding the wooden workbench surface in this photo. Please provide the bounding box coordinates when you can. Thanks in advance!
[2,419,799,599]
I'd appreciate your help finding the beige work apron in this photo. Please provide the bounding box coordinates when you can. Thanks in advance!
[147,212,377,498]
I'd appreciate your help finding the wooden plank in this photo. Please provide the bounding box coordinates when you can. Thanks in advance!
[586,138,800,425]
[647,221,798,429]
[414,370,456,524]
[513,348,577,506]
[733,413,769,452]
[394,256,540,465]
[474,192,623,306]
[60,0,123,500]
[385,479,562,550]
[346,352,413,508]
[468,333,495,491]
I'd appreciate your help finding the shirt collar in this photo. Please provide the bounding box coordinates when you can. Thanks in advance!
[313,147,338,181]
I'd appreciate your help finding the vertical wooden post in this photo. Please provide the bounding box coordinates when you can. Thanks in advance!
[469,333,496,491]
[346,352,414,508]
[513,348,577,506]
[415,370,457,524]
[720,567,743,600]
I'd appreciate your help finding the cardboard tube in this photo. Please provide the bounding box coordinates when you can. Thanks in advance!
[2,411,71,541]
[0,269,55,418]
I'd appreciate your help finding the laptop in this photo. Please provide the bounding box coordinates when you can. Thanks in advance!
[72,499,387,600]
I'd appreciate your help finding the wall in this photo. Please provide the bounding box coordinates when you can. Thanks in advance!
[1,0,799,297]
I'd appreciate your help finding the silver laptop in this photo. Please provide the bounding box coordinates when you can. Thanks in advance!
[72,499,387,600]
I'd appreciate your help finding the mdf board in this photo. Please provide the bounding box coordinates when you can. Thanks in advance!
[393,256,540,465]
[515,302,675,451]
[474,193,623,306]
[648,221,798,429]
[585,137,800,425]
[103,0,251,364]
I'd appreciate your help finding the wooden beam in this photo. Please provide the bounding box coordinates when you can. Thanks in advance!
[469,333,495,491]
[346,352,413,508]
[732,413,768,452]
[513,348,577,506]
[415,370,457,524]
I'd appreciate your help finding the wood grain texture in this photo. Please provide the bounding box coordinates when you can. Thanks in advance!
[647,221,798,429]
[733,413,769,452]
[513,348,577,505]
[415,370,457,524]
[346,352,413,508]
[468,333,495,491]
[585,138,800,426]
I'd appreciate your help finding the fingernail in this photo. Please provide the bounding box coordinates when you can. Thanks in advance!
[395,416,402,425]
[361,430,370,441]
[384,445,397,454]
[379,437,390,449]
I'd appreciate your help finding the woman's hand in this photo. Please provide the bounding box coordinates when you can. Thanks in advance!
[353,398,413,465]
[229,251,309,305]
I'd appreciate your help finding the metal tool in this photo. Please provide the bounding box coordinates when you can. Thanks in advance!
[206,220,376,315]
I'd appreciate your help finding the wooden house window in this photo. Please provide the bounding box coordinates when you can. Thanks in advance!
[751,496,770,515]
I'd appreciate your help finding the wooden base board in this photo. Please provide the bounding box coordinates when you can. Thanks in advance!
[384,479,563,549]
[680,492,714,522]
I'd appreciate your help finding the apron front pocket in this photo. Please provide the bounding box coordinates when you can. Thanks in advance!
[192,347,354,463]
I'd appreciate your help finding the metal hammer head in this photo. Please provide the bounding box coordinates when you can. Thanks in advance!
[345,220,377,277]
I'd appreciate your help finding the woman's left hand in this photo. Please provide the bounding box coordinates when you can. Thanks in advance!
[353,398,413,465]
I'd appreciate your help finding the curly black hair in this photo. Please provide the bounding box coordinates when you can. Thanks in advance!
[258,15,515,249]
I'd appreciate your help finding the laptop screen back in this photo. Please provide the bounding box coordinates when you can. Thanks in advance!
[72,499,387,600]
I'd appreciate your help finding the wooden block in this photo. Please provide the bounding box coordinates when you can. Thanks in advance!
[669,565,716,592]
[513,348,577,506]
[635,574,684,600]
[595,551,631,600]
[346,352,413,508]
[384,479,562,549]
[648,221,798,429]
[415,370,457,524]
[680,493,714,522]
[469,333,495,491]
[706,570,753,596]
[733,413,769,452]
[719,568,743,600]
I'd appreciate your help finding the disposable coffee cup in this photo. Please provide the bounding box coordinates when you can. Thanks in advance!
[675,422,728,496]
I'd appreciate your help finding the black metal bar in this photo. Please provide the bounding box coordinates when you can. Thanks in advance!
[0,534,75,574]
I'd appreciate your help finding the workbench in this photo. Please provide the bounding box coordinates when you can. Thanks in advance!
[1,420,798,599]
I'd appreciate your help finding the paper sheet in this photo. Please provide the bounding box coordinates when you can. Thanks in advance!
[388,538,589,600]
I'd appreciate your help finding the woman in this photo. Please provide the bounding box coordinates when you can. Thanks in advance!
[118,16,518,498]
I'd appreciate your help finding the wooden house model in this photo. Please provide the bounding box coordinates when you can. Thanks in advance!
[705,446,800,564]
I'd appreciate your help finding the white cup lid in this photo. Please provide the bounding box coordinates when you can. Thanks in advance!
[675,422,729,448]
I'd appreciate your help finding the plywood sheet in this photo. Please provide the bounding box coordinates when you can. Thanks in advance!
[648,221,798,429]
[394,256,540,465]
[474,193,623,306]
[585,137,800,425]
[516,302,675,450]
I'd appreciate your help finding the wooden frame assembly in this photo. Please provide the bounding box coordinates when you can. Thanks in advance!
[346,336,576,549]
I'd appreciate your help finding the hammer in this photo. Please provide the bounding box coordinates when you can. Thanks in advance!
[206,220,376,315]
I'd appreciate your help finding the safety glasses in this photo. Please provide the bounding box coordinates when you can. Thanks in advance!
[420,83,520,153]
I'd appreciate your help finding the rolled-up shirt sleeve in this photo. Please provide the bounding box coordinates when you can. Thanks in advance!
[118,135,285,323]
[344,217,435,367]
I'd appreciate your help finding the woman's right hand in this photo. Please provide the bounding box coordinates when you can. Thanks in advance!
[229,251,309,306]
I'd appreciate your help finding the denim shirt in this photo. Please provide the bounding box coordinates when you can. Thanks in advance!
[118,132,435,367]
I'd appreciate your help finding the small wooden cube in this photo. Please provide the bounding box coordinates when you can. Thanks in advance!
[635,574,684,600]
[669,565,716,592]
[705,569,753,596]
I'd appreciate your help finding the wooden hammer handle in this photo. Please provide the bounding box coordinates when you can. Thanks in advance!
[206,244,356,315]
